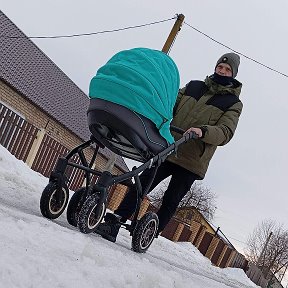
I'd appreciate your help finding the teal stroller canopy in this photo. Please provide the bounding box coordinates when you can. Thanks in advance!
[89,47,180,144]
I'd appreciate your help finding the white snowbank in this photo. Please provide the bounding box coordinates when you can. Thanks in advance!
[0,145,257,288]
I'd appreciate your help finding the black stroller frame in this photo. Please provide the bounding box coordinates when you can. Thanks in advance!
[40,124,197,253]
[39,15,189,253]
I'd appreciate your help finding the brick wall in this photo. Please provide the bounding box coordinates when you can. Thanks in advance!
[107,184,128,211]
[194,226,207,248]
[205,237,220,260]
[189,220,202,243]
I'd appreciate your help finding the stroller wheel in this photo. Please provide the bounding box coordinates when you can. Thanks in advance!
[132,212,159,253]
[77,194,106,234]
[40,182,69,219]
[66,187,86,227]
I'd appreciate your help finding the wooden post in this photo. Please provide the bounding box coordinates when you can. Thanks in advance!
[162,14,185,54]
[25,128,45,167]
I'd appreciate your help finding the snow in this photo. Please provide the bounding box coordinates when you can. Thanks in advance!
[0,145,257,288]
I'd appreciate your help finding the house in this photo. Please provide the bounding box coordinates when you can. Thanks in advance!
[175,206,216,234]
[0,10,129,207]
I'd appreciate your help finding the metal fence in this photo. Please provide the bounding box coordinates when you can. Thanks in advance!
[198,231,213,256]
[246,263,269,288]
[1,103,86,191]
[31,133,86,191]
[0,104,38,161]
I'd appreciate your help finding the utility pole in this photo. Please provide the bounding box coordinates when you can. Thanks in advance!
[162,14,185,54]
[257,231,273,269]
[102,14,185,174]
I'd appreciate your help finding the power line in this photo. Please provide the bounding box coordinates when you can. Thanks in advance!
[3,15,287,78]
[3,17,175,39]
[184,21,288,78]
[210,221,248,246]
[228,236,248,246]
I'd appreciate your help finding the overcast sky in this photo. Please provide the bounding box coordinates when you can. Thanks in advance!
[1,0,288,256]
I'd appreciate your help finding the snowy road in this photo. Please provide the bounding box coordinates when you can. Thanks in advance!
[0,145,257,288]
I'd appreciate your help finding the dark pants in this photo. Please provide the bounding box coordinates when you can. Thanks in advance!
[114,161,199,232]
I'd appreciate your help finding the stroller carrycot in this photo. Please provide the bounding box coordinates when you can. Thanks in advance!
[88,47,180,162]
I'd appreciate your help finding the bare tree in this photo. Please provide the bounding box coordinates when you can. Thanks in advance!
[245,219,288,282]
[179,182,217,221]
[148,180,217,221]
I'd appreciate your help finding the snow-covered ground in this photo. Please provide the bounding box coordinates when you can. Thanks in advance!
[0,145,257,288]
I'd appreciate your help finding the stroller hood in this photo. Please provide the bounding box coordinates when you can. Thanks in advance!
[89,47,180,144]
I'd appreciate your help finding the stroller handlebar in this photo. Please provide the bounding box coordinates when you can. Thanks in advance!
[170,125,199,140]
[170,125,185,135]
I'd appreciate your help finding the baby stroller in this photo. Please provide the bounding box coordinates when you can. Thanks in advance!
[39,48,197,253]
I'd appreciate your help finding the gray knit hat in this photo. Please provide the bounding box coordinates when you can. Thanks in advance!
[215,52,240,78]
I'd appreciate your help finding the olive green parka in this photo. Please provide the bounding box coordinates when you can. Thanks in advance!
[168,76,243,179]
